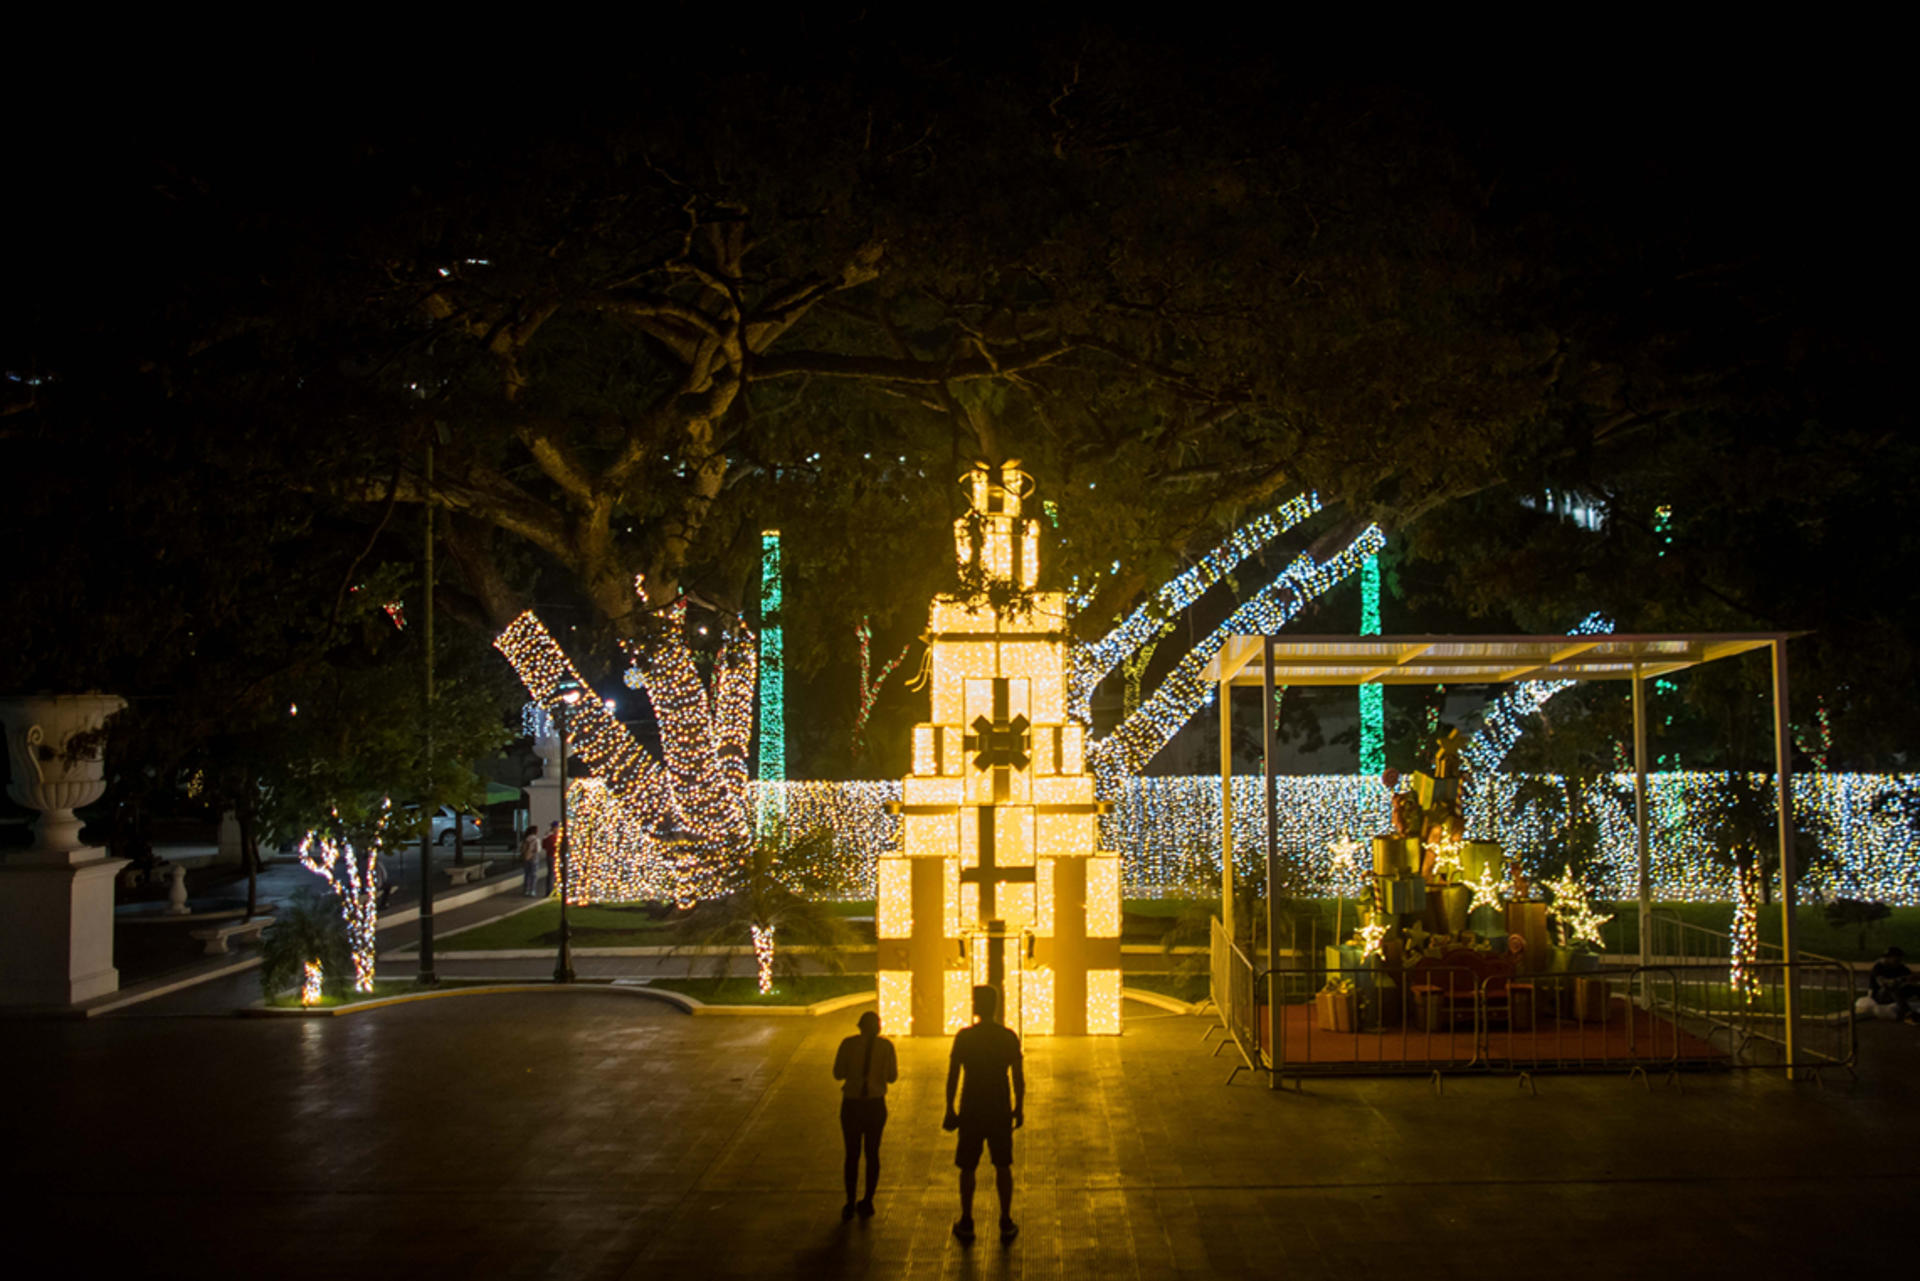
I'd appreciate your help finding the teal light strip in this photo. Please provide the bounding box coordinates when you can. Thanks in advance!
[757,531,786,830]
[1358,553,1385,775]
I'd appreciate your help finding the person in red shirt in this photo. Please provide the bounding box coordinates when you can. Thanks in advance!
[539,823,560,897]
[944,984,1025,1245]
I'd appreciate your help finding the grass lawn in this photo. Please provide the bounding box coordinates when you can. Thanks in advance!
[647,974,875,1005]
[1651,981,1858,1018]
[1598,902,1920,963]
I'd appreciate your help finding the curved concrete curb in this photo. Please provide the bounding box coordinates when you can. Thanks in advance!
[249,983,1185,1020]
[1122,987,1207,1015]
[241,983,690,1018]
[245,982,881,1019]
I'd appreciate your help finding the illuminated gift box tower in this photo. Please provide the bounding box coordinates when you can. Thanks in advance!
[878,462,1123,1037]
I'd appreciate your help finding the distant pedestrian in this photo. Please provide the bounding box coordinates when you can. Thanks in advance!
[831,1010,897,1219]
[540,823,560,897]
[519,827,541,897]
[1869,946,1919,1024]
[944,985,1024,1245]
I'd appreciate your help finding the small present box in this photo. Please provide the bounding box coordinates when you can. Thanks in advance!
[1461,841,1503,883]
[1379,876,1426,915]
[1316,986,1358,1032]
[1372,836,1421,875]
[1574,976,1613,1023]
[1507,902,1550,971]
[1322,945,1375,987]
[1412,772,1459,810]
[1434,884,1471,935]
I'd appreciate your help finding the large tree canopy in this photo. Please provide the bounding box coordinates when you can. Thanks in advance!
[4,38,1907,774]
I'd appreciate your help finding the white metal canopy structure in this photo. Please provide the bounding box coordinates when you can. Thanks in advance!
[1208,632,1808,1067]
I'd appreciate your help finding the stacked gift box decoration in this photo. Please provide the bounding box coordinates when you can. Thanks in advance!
[1316,728,1616,1032]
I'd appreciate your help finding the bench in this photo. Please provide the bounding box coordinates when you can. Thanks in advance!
[443,863,488,886]
[189,915,273,955]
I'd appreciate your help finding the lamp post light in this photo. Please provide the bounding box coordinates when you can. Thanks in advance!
[552,676,583,983]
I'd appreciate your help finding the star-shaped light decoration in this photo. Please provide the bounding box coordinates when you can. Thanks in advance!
[1542,864,1612,949]
[1328,831,1363,889]
[1427,828,1464,881]
[1467,861,1507,917]
[1354,919,1389,963]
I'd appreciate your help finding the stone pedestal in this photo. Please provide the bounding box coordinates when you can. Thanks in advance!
[0,693,129,1007]
[526,735,563,838]
[0,851,125,1004]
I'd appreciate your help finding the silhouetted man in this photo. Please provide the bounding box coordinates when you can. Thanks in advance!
[944,984,1024,1244]
[832,1010,897,1218]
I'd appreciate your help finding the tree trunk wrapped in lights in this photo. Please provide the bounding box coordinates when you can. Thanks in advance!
[1090,523,1386,791]
[1730,859,1763,1004]
[498,594,757,906]
[296,803,394,994]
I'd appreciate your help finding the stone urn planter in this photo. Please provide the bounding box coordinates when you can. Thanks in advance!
[2,692,125,859]
[0,693,128,1005]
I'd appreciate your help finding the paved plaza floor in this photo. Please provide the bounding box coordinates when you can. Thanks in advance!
[5,992,1917,1279]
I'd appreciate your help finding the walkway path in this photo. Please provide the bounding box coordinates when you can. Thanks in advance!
[7,992,1918,1278]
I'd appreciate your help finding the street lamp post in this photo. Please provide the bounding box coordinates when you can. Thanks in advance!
[553,676,582,983]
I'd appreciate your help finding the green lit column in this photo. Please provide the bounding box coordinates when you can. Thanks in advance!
[757,530,786,833]
[1358,553,1384,775]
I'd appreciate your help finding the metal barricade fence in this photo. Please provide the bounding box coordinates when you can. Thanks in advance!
[1636,958,1856,1072]
[1261,963,1485,1080]
[1209,916,1263,1078]
[1216,955,1853,1085]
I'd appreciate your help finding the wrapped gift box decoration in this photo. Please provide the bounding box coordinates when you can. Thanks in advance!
[1435,883,1471,935]
[1574,976,1613,1023]
[1372,836,1421,876]
[1461,840,1503,883]
[1411,772,1459,810]
[1379,876,1427,915]
[1315,986,1358,1032]
[1506,901,1551,972]
[1322,945,1376,988]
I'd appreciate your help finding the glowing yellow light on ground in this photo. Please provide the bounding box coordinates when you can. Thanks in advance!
[301,961,324,1007]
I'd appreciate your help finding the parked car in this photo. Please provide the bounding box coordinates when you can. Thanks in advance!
[431,807,484,846]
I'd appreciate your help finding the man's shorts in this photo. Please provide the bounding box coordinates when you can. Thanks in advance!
[954,1114,1014,1169]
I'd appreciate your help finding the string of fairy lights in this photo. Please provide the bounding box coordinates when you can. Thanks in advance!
[550,770,1920,905]
[296,800,395,993]
[617,599,756,853]
[1358,553,1385,775]
[758,531,785,832]
[1730,861,1764,1002]
[1091,523,1387,788]
[1459,613,1613,774]
[496,611,677,820]
[852,616,910,753]
[1068,491,1321,721]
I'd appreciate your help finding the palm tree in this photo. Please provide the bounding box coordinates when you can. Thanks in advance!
[670,822,862,994]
